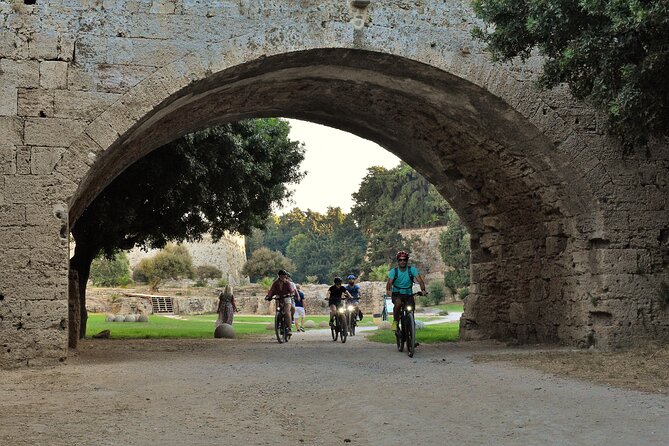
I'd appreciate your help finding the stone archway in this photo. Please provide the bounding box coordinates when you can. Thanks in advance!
[1,1,667,368]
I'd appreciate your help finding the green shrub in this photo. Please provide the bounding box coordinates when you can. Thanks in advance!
[216,278,229,288]
[132,244,194,290]
[305,275,319,284]
[194,264,222,287]
[258,276,274,288]
[90,251,133,287]
[458,287,470,300]
[427,281,445,305]
[369,264,390,281]
[242,247,295,282]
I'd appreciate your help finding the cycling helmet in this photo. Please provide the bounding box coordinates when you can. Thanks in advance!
[347,274,356,280]
[334,276,343,283]
[277,269,287,276]
[396,250,409,260]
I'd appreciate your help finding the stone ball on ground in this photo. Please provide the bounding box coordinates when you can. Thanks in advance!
[92,330,110,339]
[124,314,137,322]
[378,321,392,330]
[214,323,236,339]
[137,314,149,322]
[113,315,125,322]
[304,320,316,328]
[318,321,329,328]
[415,320,426,330]
[105,314,114,322]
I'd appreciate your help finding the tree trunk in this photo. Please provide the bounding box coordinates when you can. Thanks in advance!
[70,242,95,340]
[68,269,80,348]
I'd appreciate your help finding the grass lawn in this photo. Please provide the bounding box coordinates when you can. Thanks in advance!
[366,322,460,344]
[85,312,378,339]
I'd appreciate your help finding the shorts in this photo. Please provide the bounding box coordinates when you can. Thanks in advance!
[328,300,342,308]
[277,297,292,306]
[295,306,305,318]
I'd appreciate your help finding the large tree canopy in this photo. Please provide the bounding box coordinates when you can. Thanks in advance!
[71,118,305,336]
[473,0,669,148]
[351,162,451,268]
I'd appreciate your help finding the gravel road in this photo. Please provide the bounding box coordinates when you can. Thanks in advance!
[1,330,667,446]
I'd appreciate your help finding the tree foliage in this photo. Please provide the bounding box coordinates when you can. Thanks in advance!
[248,207,367,283]
[439,209,471,294]
[132,244,194,290]
[71,119,304,336]
[194,264,223,287]
[351,162,451,268]
[242,247,296,282]
[89,251,132,287]
[472,0,669,148]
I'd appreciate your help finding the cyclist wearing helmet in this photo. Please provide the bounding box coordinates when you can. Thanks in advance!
[386,251,426,331]
[265,269,294,337]
[326,277,354,326]
[345,274,363,321]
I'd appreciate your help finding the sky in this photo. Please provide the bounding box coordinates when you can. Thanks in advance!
[277,119,400,214]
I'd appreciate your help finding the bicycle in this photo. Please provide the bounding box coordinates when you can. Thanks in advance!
[328,300,348,343]
[269,295,291,344]
[393,292,423,357]
[346,301,360,336]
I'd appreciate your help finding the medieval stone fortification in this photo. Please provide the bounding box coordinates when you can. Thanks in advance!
[1,1,667,368]
[126,232,250,286]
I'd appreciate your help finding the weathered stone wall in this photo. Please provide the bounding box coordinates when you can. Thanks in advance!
[399,226,449,283]
[126,233,250,286]
[1,0,668,368]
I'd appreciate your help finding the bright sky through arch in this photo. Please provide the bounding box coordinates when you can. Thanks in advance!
[277,119,401,214]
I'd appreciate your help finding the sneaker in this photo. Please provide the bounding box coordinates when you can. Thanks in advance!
[299,327,305,332]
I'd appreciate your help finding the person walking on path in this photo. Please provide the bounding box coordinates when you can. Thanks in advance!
[294,284,306,332]
[216,284,238,326]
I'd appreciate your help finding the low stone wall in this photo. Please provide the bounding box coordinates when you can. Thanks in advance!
[86,281,392,316]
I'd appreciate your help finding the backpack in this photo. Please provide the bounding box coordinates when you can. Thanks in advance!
[392,266,414,290]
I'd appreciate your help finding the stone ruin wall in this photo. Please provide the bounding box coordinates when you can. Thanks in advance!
[399,226,449,284]
[126,233,250,286]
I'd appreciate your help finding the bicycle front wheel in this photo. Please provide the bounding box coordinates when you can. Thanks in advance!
[396,319,404,352]
[331,317,338,341]
[407,313,416,357]
[275,312,284,344]
[340,315,347,343]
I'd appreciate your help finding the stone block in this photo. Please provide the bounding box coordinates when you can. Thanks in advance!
[0,116,24,145]
[68,133,103,166]
[85,117,119,150]
[150,0,177,14]
[22,299,68,330]
[17,88,55,117]
[120,76,169,120]
[96,63,155,93]
[0,86,18,116]
[0,144,16,174]
[15,146,31,174]
[5,175,73,205]
[0,59,39,88]
[29,30,60,60]
[39,61,69,89]
[0,205,26,226]
[24,117,87,147]
[67,67,98,91]
[30,146,66,175]
[54,90,120,121]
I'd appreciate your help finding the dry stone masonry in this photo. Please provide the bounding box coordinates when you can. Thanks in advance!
[1,0,668,368]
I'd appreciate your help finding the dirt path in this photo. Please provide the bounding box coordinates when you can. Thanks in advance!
[1,332,667,446]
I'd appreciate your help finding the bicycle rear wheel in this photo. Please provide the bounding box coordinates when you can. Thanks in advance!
[396,319,404,352]
[274,312,284,344]
[340,315,347,343]
[407,313,416,357]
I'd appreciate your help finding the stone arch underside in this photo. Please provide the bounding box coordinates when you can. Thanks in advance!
[69,49,597,346]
